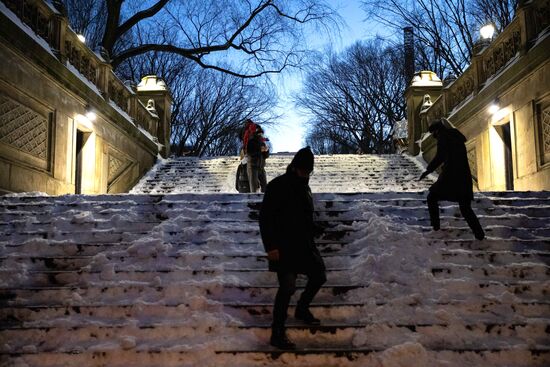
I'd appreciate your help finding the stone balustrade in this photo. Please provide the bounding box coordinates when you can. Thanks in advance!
[1,0,161,138]
[420,0,548,123]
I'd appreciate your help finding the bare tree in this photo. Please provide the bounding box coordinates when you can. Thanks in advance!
[471,0,518,32]
[118,51,279,157]
[62,0,107,48]
[297,41,407,154]
[171,69,279,156]
[361,0,518,78]
[62,0,340,78]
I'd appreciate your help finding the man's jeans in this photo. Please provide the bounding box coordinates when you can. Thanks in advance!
[272,268,327,330]
[427,191,484,238]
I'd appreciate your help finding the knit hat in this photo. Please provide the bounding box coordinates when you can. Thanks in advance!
[290,147,314,171]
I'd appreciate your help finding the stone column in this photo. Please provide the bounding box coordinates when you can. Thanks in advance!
[137,75,173,158]
[50,14,67,63]
[404,71,443,155]
[517,1,536,54]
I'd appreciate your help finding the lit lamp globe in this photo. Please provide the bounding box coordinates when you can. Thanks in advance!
[85,111,97,121]
[480,24,495,40]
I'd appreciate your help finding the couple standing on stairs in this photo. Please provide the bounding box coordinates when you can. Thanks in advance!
[238,119,270,193]
[259,119,485,350]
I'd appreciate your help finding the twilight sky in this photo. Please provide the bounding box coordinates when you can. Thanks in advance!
[267,0,383,153]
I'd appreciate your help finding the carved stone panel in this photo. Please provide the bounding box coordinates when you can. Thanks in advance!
[0,93,49,162]
[540,104,550,164]
[467,145,478,181]
[107,146,133,187]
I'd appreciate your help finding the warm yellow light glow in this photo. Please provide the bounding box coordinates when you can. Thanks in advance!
[488,104,500,115]
[480,24,495,40]
[491,107,510,125]
[75,114,94,131]
[85,111,97,121]
[77,34,86,43]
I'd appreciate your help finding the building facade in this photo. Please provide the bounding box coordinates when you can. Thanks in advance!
[0,0,172,195]
[406,0,550,191]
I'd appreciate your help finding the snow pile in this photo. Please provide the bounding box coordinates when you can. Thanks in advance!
[1,187,548,366]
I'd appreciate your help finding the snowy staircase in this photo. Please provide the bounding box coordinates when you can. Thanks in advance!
[1,155,549,367]
[130,154,432,193]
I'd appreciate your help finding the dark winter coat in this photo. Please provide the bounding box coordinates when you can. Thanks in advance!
[259,167,325,273]
[235,163,250,193]
[246,132,264,169]
[426,128,473,202]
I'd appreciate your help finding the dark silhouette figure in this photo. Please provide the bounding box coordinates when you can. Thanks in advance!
[419,120,485,240]
[246,125,266,193]
[259,147,326,349]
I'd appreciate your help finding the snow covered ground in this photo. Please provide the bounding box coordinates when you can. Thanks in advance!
[1,155,549,366]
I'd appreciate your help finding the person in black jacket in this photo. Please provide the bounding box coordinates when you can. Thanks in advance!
[246,125,264,193]
[259,147,327,350]
[419,119,485,240]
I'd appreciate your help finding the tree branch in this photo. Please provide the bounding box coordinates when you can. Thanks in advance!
[115,0,171,40]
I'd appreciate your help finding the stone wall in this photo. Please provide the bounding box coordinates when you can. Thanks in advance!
[406,0,550,191]
[0,0,171,195]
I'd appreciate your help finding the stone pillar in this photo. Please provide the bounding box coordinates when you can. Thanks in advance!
[50,13,67,63]
[96,62,112,99]
[404,71,443,155]
[137,75,172,158]
[517,1,536,54]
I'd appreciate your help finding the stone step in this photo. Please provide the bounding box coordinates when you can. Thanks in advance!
[215,348,550,367]
[431,263,550,281]
[438,250,550,266]
[3,258,550,289]
[0,251,351,272]
[0,268,348,287]
[7,223,544,244]
[2,192,548,208]
[2,214,547,238]
[4,243,549,272]
[2,319,548,352]
[4,347,549,367]
[3,300,548,327]
[7,280,545,307]
[3,238,549,259]
[218,281,548,303]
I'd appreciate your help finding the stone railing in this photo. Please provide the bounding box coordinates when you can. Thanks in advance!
[1,0,160,139]
[479,16,522,85]
[446,66,476,113]
[420,0,548,121]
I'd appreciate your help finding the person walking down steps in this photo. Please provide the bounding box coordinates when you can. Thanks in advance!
[419,119,485,240]
[259,147,327,350]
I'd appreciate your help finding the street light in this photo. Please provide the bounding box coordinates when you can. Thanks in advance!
[85,111,97,121]
[480,23,495,40]
[488,98,500,115]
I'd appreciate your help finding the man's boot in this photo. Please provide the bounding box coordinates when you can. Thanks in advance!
[295,305,321,325]
[427,193,440,231]
[270,327,296,350]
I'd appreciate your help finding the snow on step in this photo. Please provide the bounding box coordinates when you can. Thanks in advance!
[130,154,434,194]
[2,164,550,366]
